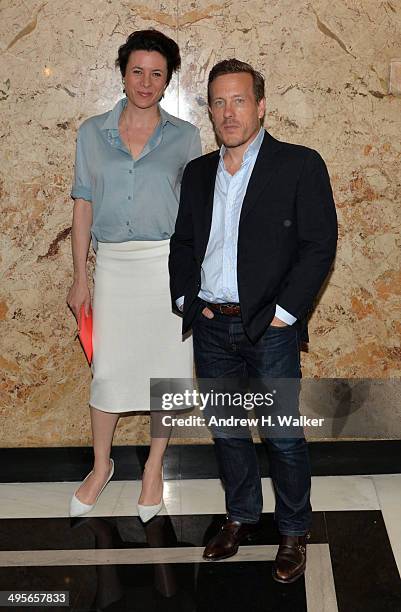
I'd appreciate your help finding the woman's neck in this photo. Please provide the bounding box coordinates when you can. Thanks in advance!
[123,98,161,129]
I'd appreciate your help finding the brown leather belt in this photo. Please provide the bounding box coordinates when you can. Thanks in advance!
[207,302,241,316]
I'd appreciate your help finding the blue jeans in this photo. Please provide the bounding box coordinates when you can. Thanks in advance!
[192,306,312,536]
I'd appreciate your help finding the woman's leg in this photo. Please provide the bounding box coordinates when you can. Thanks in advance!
[138,413,172,505]
[75,406,119,504]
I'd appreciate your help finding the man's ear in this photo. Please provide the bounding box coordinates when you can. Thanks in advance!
[258,97,266,119]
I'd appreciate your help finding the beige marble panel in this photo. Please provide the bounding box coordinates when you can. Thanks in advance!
[0,0,400,447]
[177,0,401,378]
[0,0,179,447]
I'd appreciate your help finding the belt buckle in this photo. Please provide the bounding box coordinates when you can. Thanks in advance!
[223,303,239,316]
[208,302,240,316]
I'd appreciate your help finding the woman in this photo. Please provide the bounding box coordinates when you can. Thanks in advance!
[67,29,201,521]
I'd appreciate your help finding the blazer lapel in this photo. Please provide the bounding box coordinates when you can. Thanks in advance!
[201,151,220,255]
[240,131,283,224]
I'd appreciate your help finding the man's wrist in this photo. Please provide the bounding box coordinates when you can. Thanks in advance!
[275,304,297,325]
[270,315,288,327]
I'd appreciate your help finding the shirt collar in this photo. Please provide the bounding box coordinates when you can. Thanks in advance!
[159,105,180,127]
[100,97,179,132]
[219,126,265,163]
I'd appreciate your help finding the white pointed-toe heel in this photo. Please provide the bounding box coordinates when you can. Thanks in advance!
[137,467,164,523]
[69,459,114,518]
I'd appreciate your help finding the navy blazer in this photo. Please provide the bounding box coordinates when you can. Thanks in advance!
[169,131,338,344]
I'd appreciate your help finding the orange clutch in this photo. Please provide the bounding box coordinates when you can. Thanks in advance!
[78,304,93,364]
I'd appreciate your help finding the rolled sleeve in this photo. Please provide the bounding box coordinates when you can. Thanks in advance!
[176,296,185,311]
[71,128,92,202]
[187,127,202,163]
[275,304,297,325]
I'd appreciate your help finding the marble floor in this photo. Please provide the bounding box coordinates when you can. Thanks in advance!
[0,475,400,611]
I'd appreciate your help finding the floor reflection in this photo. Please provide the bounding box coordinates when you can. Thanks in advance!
[66,515,306,611]
[72,515,182,609]
[5,511,400,611]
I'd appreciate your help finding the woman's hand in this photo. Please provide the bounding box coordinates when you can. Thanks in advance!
[67,279,91,322]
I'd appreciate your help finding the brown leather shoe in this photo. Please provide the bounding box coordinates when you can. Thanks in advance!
[272,532,310,584]
[203,519,258,561]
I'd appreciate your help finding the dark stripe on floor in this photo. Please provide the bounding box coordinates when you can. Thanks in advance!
[0,512,327,551]
[1,441,400,482]
[326,510,401,612]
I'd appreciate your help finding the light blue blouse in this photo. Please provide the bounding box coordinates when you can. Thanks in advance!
[71,97,202,250]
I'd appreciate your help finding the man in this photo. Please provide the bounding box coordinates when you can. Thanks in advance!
[169,59,337,583]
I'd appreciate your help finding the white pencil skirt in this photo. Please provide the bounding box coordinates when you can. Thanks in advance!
[90,239,192,413]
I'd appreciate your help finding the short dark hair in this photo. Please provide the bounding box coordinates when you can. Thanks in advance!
[115,29,181,86]
[208,58,265,103]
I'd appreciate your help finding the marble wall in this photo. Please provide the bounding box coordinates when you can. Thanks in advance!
[1,0,400,447]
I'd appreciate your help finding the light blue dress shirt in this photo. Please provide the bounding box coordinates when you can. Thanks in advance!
[177,127,296,325]
[71,97,202,251]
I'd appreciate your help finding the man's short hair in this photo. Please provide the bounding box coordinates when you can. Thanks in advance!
[208,58,265,104]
